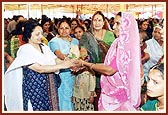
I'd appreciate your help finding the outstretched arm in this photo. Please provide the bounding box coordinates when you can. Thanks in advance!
[29,59,75,74]
[74,59,117,76]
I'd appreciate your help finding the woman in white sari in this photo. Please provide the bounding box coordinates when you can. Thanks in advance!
[143,26,164,82]
[4,20,74,111]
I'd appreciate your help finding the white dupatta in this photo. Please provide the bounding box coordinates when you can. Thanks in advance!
[143,38,163,79]
[4,43,57,111]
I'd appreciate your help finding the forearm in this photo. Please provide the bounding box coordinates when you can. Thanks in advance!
[54,50,67,60]
[55,58,64,64]
[82,61,117,76]
[5,52,14,66]
[141,53,150,64]
[29,63,68,74]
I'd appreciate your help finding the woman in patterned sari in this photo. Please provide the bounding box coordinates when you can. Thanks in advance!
[74,12,141,111]
[4,20,74,111]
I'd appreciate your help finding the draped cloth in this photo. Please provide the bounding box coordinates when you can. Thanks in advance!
[98,12,141,111]
[4,44,58,111]
[79,30,115,63]
[143,38,163,81]
[48,37,79,111]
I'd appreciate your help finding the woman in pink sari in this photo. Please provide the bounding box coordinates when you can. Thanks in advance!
[73,12,141,111]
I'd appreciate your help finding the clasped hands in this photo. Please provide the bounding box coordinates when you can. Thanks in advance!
[69,59,86,72]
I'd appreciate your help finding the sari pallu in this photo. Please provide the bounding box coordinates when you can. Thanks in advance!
[98,12,141,111]
[80,28,115,111]
[98,40,110,62]
[80,30,114,63]
[143,38,163,81]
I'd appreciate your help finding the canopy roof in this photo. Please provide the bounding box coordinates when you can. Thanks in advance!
[4,2,165,14]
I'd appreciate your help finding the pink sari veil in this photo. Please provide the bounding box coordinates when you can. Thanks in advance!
[98,12,141,111]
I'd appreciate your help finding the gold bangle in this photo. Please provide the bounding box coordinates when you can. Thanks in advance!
[64,57,67,61]
[63,55,67,60]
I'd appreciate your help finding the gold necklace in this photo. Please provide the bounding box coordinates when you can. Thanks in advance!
[67,36,72,42]
[59,35,72,42]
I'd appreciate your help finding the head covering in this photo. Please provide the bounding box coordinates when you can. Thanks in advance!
[98,12,141,111]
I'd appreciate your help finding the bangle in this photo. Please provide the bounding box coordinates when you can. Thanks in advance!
[63,55,66,60]
[90,63,95,70]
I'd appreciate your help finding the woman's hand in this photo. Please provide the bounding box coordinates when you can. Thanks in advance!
[61,58,76,69]
[73,59,84,67]
[71,59,85,72]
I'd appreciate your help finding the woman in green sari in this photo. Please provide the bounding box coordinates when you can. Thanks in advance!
[79,11,115,110]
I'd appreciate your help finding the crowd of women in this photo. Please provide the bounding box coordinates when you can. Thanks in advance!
[4,10,164,112]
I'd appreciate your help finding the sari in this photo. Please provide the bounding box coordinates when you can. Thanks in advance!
[80,30,115,63]
[10,35,26,58]
[4,44,59,111]
[10,35,20,58]
[98,12,141,111]
[143,38,163,81]
[80,26,115,111]
[48,37,79,111]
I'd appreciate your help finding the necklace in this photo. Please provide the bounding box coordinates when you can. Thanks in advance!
[66,36,72,42]
[58,35,72,42]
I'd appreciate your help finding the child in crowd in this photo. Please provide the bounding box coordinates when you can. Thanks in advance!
[72,47,96,111]
[140,63,164,111]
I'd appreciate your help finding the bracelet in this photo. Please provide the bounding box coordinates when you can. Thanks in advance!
[90,63,95,70]
[63,55,66,60]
